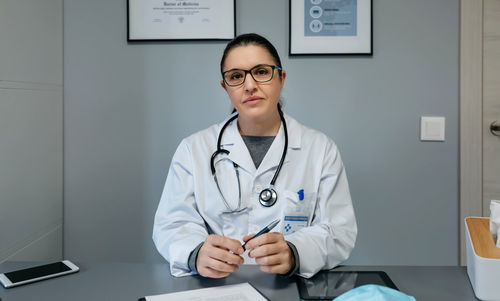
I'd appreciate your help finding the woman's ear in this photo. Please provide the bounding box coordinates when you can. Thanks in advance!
[280,70,287,89]
[220,80,227,91]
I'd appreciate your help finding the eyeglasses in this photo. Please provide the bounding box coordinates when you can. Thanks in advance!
[222,64,282,87]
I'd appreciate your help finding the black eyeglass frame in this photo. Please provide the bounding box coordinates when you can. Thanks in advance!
[221,64,282,87]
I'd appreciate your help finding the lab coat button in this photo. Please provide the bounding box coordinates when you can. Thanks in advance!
[254,186,262,193]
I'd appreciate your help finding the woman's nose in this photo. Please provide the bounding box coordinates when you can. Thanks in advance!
[243,72,257,91]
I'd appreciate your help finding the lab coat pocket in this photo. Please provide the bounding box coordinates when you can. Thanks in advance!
[281,190,316,235]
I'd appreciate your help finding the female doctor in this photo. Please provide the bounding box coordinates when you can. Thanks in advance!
[153,33,357,279]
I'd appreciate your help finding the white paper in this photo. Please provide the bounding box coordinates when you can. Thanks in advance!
[490,200,500,247]
[145,282,267,301]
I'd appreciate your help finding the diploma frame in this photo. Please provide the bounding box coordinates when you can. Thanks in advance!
[127,0,236,41]
[289,0,372,55]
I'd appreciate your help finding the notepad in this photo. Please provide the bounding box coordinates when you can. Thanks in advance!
[142,282,269,301]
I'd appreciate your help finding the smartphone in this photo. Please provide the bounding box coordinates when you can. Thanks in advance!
[0,260,79,288]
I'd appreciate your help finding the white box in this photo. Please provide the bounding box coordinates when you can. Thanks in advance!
[465,217,500,300]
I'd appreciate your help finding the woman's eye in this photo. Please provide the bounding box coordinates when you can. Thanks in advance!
[255,68,269,75]
[230,72,243,80]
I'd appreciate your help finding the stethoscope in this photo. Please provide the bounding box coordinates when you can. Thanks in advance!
[210,107,288,213]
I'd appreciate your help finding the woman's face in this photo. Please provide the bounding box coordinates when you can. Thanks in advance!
[221,45,286,123]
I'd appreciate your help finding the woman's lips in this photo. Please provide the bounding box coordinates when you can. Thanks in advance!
[244,96,263,104]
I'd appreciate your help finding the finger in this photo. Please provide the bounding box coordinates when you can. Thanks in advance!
[255,253,283,266]
[253,244,294,275]
[249,243,281,258]
[198,266,231,278]
[206,235,244,255]
[197,240,244,277]
[197,249,240,274]
[244,232,282,250]
[206,246,244,265]
[258,263,290,275]
[204,257,240,273]
[242,234,255,242]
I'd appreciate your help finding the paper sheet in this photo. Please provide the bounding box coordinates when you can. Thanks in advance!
[145,282,268,301]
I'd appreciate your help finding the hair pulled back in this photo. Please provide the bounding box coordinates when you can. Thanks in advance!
[220,33,283,76]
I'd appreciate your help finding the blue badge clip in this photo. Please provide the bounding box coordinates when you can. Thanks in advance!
[297,189,304,201]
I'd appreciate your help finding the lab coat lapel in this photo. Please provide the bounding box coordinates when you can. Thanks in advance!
[257,114,301,176]
[220,118,256,173]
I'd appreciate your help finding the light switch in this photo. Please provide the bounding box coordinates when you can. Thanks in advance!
[420,116,445,141]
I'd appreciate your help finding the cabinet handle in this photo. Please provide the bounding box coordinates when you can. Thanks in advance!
[491,121,500,137]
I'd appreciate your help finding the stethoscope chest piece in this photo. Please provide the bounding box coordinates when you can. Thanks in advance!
[259,188,277,207]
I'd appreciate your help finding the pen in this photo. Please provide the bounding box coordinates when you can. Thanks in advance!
[242,219,280,250]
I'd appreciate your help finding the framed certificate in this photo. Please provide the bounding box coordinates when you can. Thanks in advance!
[128,0,236,41]
[289,0,372,55]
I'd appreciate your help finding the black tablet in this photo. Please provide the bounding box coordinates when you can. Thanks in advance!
[296,271,398,301]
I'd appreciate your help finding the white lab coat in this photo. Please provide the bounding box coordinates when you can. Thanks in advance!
[153,113,357,278]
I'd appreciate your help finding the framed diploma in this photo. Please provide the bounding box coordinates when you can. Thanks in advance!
[289,0,372,55]
[128,0,236,41]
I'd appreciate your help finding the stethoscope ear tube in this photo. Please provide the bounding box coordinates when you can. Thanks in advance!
[270,107,287,186]
[210,149,229,175]
[210,114,238,175]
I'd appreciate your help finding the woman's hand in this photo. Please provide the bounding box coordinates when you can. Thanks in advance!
[242,232,295,275]
[196,234,244,278]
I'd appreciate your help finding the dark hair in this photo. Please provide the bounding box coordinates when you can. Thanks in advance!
[220,33,283,76]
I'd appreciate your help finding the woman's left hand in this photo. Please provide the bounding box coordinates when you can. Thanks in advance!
[242,232,295,275]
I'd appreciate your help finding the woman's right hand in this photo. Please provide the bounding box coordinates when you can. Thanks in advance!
[196,234,245,278]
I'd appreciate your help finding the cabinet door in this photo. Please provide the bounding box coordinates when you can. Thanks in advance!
[0,0,62,262]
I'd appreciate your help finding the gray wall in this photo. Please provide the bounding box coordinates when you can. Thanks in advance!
[0,0,63,262]
[64,0,459,265]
